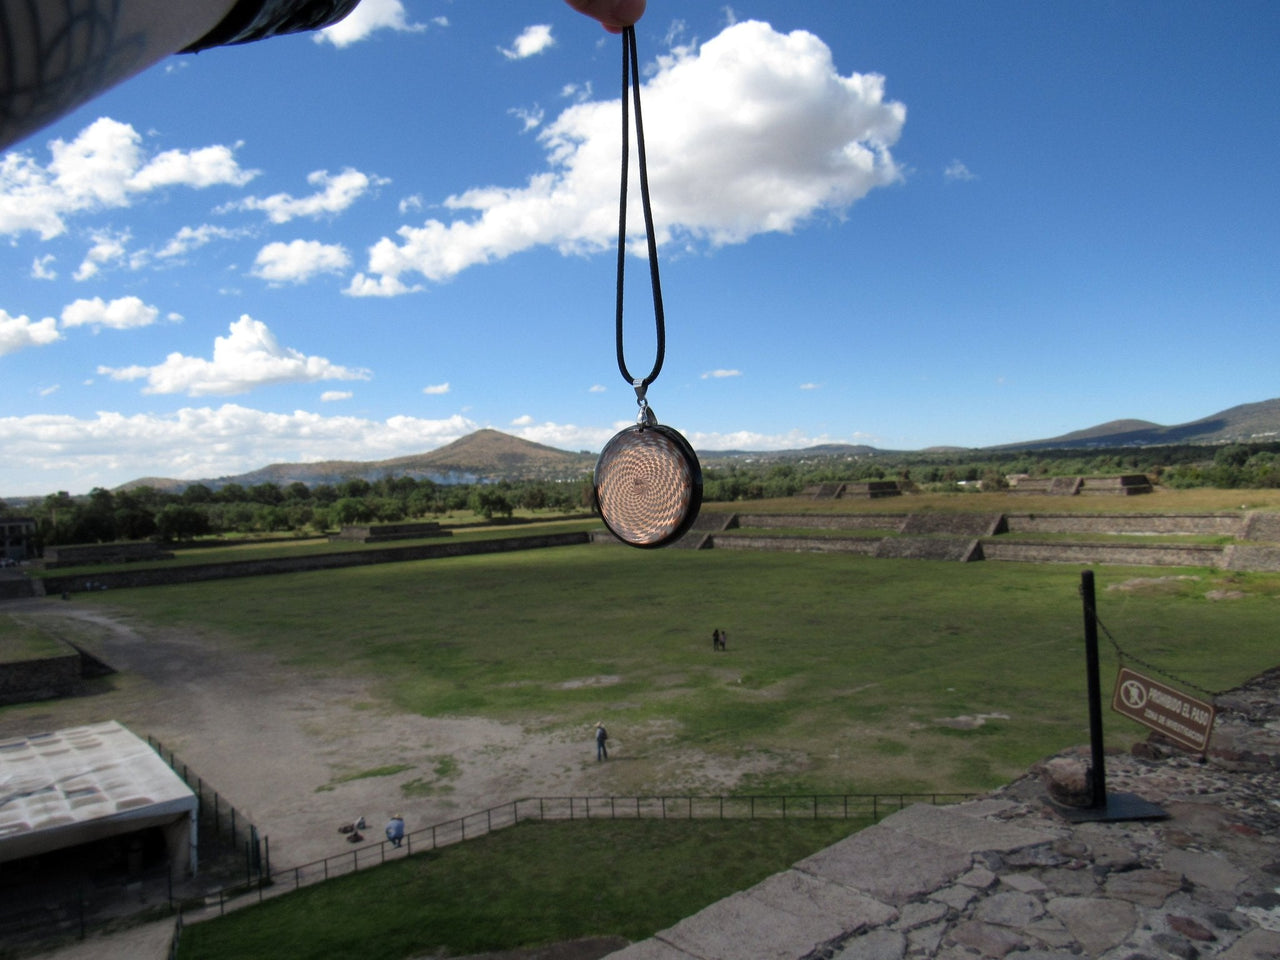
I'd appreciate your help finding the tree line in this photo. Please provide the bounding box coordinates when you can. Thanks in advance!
[4,440,1280,548]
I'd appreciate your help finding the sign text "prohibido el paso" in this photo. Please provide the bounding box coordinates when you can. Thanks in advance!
[1111,667,1216,753]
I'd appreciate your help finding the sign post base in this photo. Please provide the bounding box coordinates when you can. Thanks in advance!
[1048,789,1168,823]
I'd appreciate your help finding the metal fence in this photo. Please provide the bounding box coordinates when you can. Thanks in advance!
[146,736,265,881]
[9,791,971,953]
[190,792,974,920]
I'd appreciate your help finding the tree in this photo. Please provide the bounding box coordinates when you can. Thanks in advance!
[156,504,210,541]
[469,487,514,520]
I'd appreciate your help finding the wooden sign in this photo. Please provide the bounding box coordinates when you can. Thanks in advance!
[1111,667,1216,753]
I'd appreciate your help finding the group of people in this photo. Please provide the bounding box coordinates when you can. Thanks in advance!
[711,628,728,651]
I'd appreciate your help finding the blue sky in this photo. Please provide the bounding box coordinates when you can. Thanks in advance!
[2,1,1278,496]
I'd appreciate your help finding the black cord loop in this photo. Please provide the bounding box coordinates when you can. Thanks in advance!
[615,25,665,395]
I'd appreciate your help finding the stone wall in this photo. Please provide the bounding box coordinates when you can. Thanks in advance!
[42,532,591,594]
[708,536,880,555]
[736,514,906,532]
[42,541,175,568]
[0,651,82,705]
[980,540,1227,567]
[1004,513,1243,536]
[329,521,449,543]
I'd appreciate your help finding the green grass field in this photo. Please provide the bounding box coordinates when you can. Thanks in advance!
[176,818,859,960]
[86,544,1279,797]
[12,496,1278,960]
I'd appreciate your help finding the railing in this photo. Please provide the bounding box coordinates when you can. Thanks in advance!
[188,792,974,920]
[9,792,971,953]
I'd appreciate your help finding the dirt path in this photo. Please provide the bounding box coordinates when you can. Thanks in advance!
[1,599,607,870]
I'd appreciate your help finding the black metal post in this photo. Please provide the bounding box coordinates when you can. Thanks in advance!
[1080,569,1107,808]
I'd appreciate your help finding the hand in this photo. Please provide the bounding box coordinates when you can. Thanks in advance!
[564,0,646,33]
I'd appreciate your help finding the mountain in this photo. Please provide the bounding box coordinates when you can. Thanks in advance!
[1003,398,1280,450]
[114,399,1280,493]
[155,429,598,492]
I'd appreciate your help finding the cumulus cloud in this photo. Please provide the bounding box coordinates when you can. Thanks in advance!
[702,369,742,379]
[501,25,555,60]
[60,296,161,331]
[251,240,352,283]
[0,309,60,356]
[315,0,432,47]
[944,160,977,182]
[0,118,257,239]
[230,168,382,224]
[0,405,479,494]
[350,20,905,294]
[97,315,370,396]
[422,382,450,395]
[320,390,352,402]
[74,229,130,281]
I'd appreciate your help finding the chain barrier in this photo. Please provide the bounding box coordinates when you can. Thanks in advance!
[1092,613,1226,699]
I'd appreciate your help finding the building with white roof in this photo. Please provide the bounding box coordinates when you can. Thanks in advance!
[0,720,198,876]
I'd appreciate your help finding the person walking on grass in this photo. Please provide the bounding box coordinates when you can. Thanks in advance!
[595,721,609,761]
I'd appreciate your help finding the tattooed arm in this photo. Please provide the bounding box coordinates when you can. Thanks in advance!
[0,0,235,150]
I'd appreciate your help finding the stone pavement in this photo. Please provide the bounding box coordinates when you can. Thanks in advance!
[604,669,1280,960]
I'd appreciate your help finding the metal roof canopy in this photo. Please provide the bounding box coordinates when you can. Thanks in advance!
[0,720,197,875]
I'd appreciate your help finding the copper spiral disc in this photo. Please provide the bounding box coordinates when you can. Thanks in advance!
[594,424,702,548]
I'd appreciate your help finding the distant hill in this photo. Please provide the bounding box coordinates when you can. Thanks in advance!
[1002,398,1280,450]
[114,398,1280,493]
[126,429,599,492]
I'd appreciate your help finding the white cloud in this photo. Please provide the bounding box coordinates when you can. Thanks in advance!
[315,0,431,47]
[799,382,820,390]
[0,309,60,356]
[0,405,479,494]
[702,369,742,379]
[355,20,905,292]
[154,224,245,259]
[0,118,257,239]
[944,160,977,182]
[97,314,370,396]
[422,382,450,395]
[501,25,555,60]
[510,414,534,426]
[589,384,607,393]
[31,255,57,279]
[320,390,353,402]
[251,240,352,283]
[399,194,423,215]
[508,419,615,452]
[61,295,161,331]
[230,168,381,224]
[74,229,130,280]
[510,106,545,133]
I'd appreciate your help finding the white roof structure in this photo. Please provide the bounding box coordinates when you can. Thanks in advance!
[0,720,198,874]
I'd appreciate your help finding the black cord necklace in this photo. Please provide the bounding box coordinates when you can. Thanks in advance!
[592,26,702,549]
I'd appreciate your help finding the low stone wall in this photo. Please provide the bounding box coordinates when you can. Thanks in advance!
[329,521,449,543]
[900,512,1006,537]
[42,541,175,568]
[0,651,82,705]
[708,536,880,555]
[980,540,1226,567]
[736,514,905,532]
[1004,513,1243,536]
[1222,544,1280,572]
[42,532,591,594]
[874,537,982,562]
[1241,511,1280,542]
